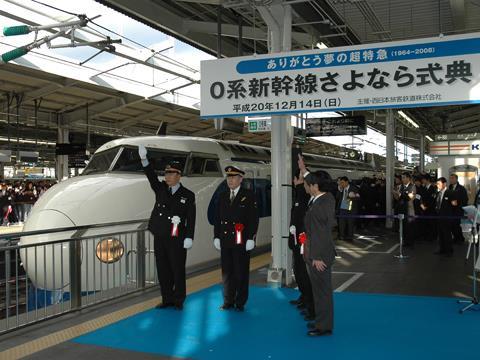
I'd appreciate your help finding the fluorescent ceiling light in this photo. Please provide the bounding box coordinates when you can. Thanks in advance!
[0,137,56,146]
[246,116,271,121]
[398,110,419,128]
[316,42,328,49]
[425,135,433,141]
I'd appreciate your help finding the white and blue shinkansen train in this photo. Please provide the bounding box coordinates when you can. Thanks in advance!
[19,136,378,293]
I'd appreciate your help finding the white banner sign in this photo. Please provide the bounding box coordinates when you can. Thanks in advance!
[201,32,480,118]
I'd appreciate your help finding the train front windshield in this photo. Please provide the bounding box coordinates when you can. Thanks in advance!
[82,147,120,175]
[83,146,188,175]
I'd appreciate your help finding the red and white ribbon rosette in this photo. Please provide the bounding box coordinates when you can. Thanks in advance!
[171,216,181,237]
[298,232,307,255]
[234,223,245,245]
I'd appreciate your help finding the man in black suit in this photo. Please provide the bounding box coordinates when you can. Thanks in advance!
[336,176,360,242]
[139,145,196,310]
[288,171,314,319]
[420,174,437,242]
[449,173,469,243]
[397,172,416,248]
[435,177,456,256]
[299,156,336,337]
[213,166,259,312]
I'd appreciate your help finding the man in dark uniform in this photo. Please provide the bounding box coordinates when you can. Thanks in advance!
[288,171,314,319]
[435,177,455,257]
[213,166,259,312]
[138,145,196,310]
[449,173,469,244]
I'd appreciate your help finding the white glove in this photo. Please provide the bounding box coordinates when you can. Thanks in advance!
[183,238,193,249]
[246,239,255,251]
[138,145,147,159]
[138,145,149,167]
[289,225,296,235]
[213,238,221,251]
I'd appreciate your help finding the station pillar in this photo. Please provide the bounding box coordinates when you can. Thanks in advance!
[56,118,69,181]
[258,2,293,286]
[385,109,395,228]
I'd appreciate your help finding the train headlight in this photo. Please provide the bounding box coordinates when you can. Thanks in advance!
[96,238,124,264]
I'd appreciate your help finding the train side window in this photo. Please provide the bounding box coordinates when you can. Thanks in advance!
[204,159,221,176]
[110,147,187,175]
[189,157,205,175]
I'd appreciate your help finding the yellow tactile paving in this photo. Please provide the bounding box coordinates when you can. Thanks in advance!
[0,252,271,360]
[0,225,23,236]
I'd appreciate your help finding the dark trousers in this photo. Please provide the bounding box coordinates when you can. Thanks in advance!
[154,235,187,305]
[292,246,314,315]
[451,218,465,243]
[221,246,250,306]
[438,219,453,254]
[338,210,355,240]
[306,262,334,331]
[402,216,415,246]
[423,215,437,241]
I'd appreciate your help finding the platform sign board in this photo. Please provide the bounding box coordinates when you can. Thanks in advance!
[0,150,11,162]
[305,115,366,137]
[56,143,86,155]
[18,151,38,163]
[435,133,480,141]
[430,140,480,155]
[201,32,480,119]
[248,119,271,132]
[68,154,88,168]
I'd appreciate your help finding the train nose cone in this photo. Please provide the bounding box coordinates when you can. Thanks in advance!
[20,210,76,290]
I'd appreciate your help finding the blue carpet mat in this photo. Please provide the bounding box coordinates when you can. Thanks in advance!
[72,285,478,359]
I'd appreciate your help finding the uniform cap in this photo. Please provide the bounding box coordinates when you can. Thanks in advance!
[165,161,182,174]
[225,166,245,177]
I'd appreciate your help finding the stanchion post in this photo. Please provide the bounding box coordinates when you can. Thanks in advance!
[395,214,409,259]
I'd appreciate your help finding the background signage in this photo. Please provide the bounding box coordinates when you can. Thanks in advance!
[305,115,366,137]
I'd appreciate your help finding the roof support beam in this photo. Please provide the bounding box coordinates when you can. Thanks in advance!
[449,0,466,30]
[63,94,143,124]
[184,20,315,44]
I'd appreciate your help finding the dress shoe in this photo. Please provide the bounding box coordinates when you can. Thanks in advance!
[235,304,245,312]
[174,304,183,310]
[289,298,302,305]
[220,303,234,310]
[155,302,174,309]
[308,329,332,337]
[307,322,316,329]
[304,314,315,321]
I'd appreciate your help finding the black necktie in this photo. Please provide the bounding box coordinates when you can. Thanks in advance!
[308,198,314,207]
[436,191,442,211]
[169,187,173,195]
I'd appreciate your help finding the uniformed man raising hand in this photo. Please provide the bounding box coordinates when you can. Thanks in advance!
[213,166,259,312]
[138,145,196,310]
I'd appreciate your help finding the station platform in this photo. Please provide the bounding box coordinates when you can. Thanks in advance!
[0,227,478,360]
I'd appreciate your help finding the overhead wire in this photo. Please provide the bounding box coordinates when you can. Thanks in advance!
[28,0,198,73]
